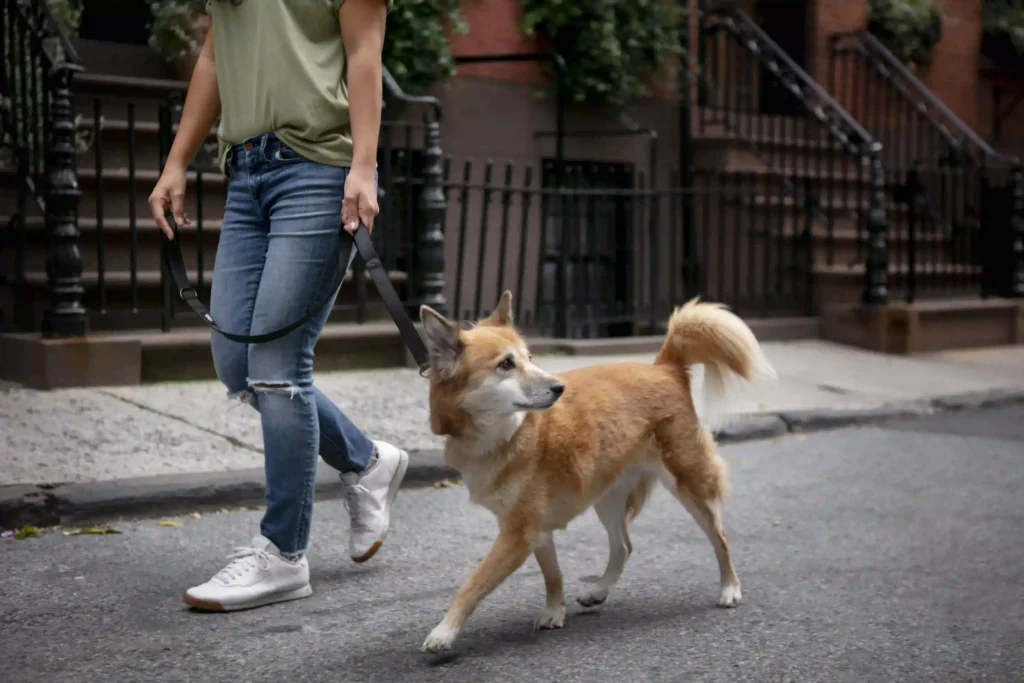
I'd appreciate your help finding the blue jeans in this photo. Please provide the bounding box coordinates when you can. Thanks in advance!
[210,133,375,558]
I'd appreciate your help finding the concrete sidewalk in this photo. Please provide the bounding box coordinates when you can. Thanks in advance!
[2,340,1023,524]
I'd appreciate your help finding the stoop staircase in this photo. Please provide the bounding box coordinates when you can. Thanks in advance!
[685,2,1023,341]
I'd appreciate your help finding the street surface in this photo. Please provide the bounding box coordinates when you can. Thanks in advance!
[3,405,1023,682]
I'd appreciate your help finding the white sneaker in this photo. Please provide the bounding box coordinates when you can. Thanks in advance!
[183,535,312,612]
[341,440,409,563]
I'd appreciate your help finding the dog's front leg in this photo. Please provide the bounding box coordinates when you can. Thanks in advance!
[532,532,565,630]
[421,527,536,653]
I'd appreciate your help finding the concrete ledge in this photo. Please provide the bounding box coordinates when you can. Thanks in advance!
[823,300,1024,354]
[0,449,458,528]
[0,333,141,389]
[778,401,935,433]
[717,414,790,442]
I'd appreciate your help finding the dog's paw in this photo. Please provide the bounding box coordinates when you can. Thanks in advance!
[718,581,742,608]
[534,605,566,630]
[576,587,609,608]
[421,622,459,653]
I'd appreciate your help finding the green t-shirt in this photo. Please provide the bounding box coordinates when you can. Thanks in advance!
[202,0,391,173]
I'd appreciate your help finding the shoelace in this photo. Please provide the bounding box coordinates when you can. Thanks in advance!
[343,483,373,533]
[214,546,272,582]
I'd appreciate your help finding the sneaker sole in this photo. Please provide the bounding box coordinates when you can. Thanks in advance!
[183,584,313,612]
[351,448,409,563]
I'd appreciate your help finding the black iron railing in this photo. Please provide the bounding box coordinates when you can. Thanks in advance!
[695,2,890,306]
[829,30,1024,301]
[442,157,812,339]
[1,0,87,335]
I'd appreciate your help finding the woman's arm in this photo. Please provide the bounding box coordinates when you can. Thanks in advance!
[148,27,221,238]
[339,0,388,233]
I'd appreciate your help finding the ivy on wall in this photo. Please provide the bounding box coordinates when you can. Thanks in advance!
[868,0,944,67]
[519,0,685,106]
[983,0,1024,59]
[383,0,468,94]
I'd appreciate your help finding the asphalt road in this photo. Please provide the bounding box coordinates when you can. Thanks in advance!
[3,405,1023,683]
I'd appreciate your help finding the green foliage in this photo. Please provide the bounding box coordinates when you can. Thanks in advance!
[46,0,83,38]
[519,0,685,106]
[984,0,1024,55]
[147,1,206,63]
[383,0,468,95]
[868,0,944,66]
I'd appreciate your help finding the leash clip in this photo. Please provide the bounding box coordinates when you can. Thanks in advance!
[179,286,198,301]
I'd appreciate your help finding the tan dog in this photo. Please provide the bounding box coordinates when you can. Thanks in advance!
[418,292,775,653]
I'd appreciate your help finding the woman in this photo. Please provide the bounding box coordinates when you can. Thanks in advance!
[148,0,407,612]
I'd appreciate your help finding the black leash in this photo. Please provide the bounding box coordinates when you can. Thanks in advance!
[161,213,430,375]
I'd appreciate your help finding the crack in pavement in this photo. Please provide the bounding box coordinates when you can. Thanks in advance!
[96,389,263,454]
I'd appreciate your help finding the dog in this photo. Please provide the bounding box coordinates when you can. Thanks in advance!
[417,291,775,653]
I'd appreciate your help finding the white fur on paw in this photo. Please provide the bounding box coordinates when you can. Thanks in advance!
[718,582,742,608]
[421,623,459,653]
[534,605,566,630]
[576,587,609,608]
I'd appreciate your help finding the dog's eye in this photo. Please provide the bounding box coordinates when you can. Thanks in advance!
[497,356,516,372]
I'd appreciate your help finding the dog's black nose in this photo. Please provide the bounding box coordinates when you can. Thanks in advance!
[551,382,565,397]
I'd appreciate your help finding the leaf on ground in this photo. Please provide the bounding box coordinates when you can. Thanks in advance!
[14,525,40,540]
[794,434,807,441]
[433,479,462,488]
[62,526,123,536]
[157,520,183,527]
[186,512,202,519]
[1,530,14,539]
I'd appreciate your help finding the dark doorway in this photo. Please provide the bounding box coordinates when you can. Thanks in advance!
[78,0,154,45]
[754,0,809,116]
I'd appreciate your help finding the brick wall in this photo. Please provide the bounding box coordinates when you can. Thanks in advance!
[448,0,545,85]
[447,0,1006,145]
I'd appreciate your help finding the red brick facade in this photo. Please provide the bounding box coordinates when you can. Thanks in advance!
[443,0,1022,153]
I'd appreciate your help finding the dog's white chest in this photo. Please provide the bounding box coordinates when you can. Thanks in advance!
[460,466,521,517]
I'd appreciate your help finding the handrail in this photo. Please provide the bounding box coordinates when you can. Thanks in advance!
[832,30,1019,168]
[381,65,442,122]
[703,6,880,159]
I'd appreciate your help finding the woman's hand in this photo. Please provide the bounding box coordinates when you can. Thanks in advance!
[342,164,379,234]
[148,162,190,240]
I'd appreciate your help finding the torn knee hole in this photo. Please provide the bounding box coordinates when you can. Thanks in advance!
[248,379,299,398]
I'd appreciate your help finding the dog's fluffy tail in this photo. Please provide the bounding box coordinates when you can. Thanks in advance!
[654,298,776,431]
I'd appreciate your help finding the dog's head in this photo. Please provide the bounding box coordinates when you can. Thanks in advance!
[420,291,566,435]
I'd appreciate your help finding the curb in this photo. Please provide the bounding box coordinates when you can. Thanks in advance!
[0,450,459,529]
[3,387,1023,529]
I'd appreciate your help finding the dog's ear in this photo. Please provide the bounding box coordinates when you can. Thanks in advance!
[420,305,462,378]
[478,290,514,327]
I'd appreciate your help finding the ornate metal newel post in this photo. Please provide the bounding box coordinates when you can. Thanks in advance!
[41,61,87,337]
[862,151,889,305]
[1009,163,1024,298]
[414,114,447,316]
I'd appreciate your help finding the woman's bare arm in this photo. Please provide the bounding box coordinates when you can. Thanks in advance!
[167,28,221,171]
[339,0,387,232]
[149,26,221,237]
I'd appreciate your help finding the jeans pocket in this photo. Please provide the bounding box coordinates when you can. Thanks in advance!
[273,144,307,163]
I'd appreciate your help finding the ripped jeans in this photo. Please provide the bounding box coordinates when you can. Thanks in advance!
[210,133,375,557]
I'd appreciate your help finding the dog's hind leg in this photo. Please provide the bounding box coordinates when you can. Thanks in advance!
[576,478,636,608]
[533,533,566,630]
[656,420,742,608]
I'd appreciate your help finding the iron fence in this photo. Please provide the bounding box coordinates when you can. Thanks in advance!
[441,159,814,339]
